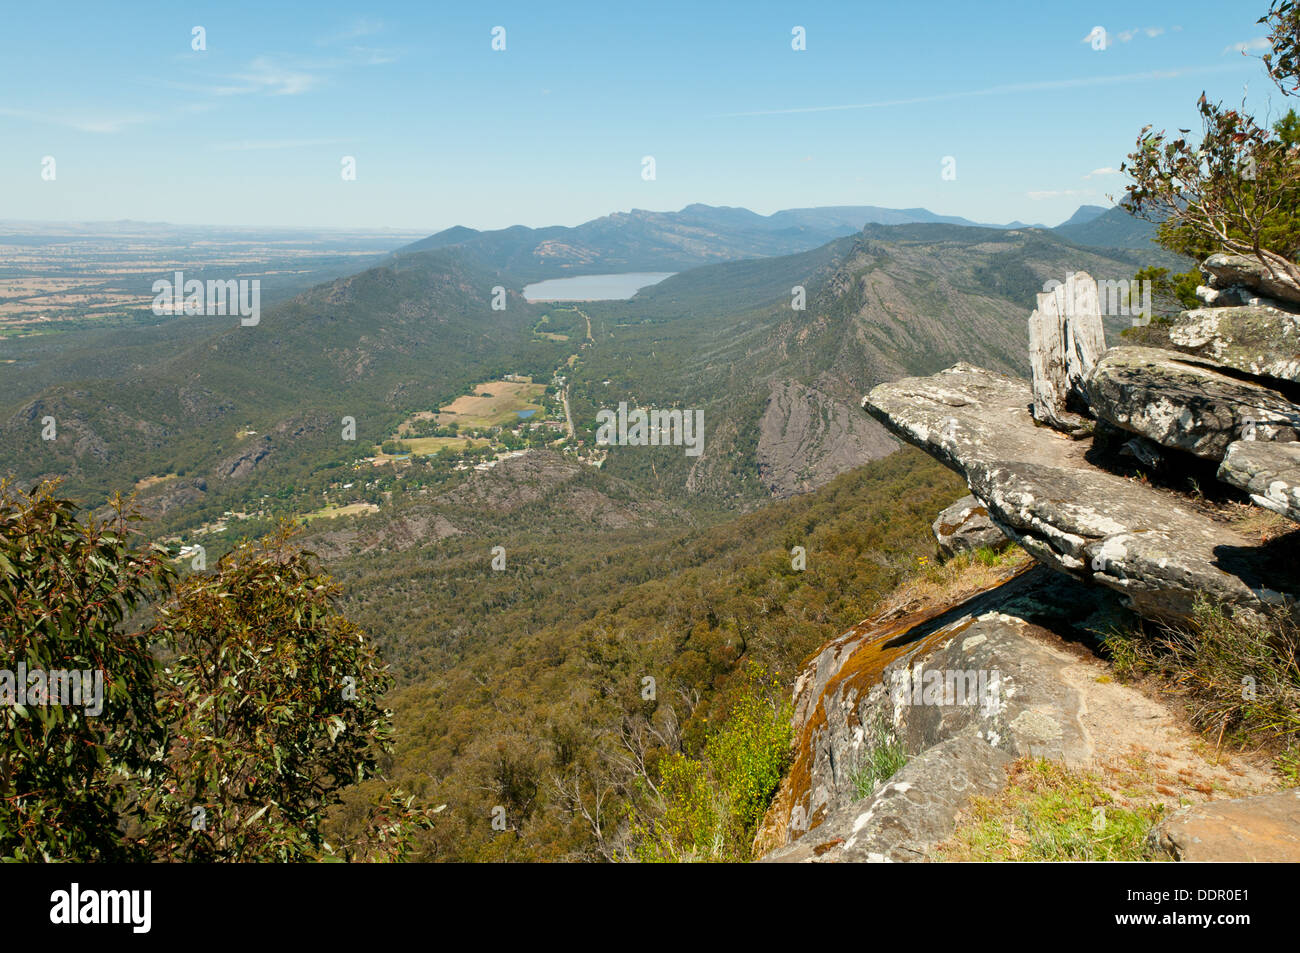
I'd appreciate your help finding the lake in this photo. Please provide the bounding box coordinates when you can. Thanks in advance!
[522,272,676,302]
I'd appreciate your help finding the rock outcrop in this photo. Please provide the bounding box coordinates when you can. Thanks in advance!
[761,566,1119,862]
[768,248,1300,864]
[1148,790,1300,862]
[1166,305,1300,383]
[864,363,1297,623]
[1087,346,1300,461]
[1202,252,1300,309]
[932,495,1005,556]
[1196,283,1285,310]
[865,242,1300,625]
[1218,440,1300,522]
[758,565,1274,862]
[756,380,898,497]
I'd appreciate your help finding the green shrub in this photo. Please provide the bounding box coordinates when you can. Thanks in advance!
[630,666,792,862]
[141,523,399,861]
[636,754,724,862]
[1,483,429,862]
[0,481,174,861]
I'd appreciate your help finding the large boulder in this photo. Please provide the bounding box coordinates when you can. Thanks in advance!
[864,363,1298,623]
[1218,440,1300,523]
[1087,346,1300,462]
[761,566,1122,862]
[1203,253,1300,308]
[1148,790,1300,862]
[1166,306,1300,384]
[759,564,1275,862]
[933,494,1006,556]
[763,735,1013,863]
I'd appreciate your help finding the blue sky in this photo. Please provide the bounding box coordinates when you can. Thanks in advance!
[0,0,1286,232]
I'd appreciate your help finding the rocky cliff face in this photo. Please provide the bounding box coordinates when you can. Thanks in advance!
[756,380,897,497]
[759,565,1126,860]
[760,253,1300,862]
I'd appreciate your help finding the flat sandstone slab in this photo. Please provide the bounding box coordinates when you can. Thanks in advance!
[864,363,1297,623]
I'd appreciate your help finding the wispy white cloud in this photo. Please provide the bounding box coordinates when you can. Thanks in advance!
[1083,167,1122,179]
[316,18,399,67]
[213,137,350,152]
[155,44,397,99]
[219,56,320,96]
[0,105,157,134]
[347,46,399,66]
[716,64,1244,118]
[1224,37,1272,55]
[154,62,319,97]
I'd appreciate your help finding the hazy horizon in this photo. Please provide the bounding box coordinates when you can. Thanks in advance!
[0,197,1106,235]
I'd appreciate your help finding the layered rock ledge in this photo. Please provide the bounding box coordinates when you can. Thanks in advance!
[1218,440,1300,522]
[773,252,1300,864]
[864,363,1298,623]
[1202,252,1300,309]
[1166,305,1300,384]
[1087,345,1300,461]
[761,566,1119,862]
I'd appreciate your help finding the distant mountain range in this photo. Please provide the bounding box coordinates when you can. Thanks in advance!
[396,202,1165,280]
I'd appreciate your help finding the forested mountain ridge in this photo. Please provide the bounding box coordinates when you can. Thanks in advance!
[563,223,1182,498]
[1051,203,1183,263]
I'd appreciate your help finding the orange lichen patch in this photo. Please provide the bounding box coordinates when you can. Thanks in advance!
[812,838,844,856]
[754,562,1034,856]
